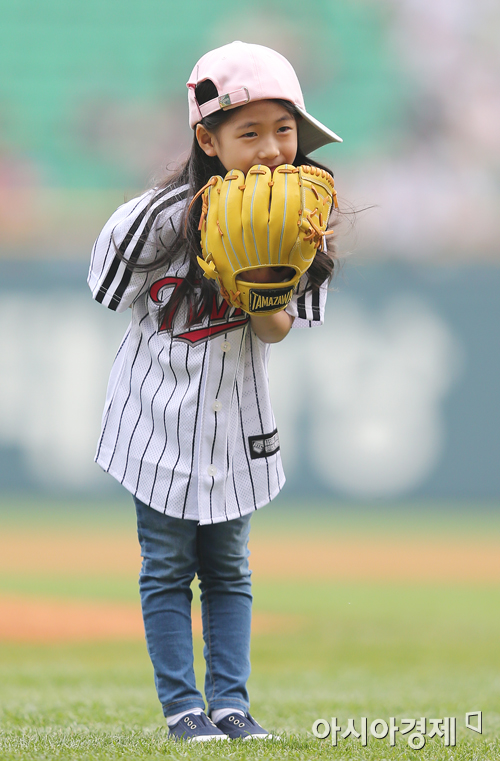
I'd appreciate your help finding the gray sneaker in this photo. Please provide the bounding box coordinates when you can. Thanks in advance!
[168,712,228,742]
[214,712,272,739]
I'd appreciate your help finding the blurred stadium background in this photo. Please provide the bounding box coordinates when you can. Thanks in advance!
[2,4,500,755]
[0,0,499,502]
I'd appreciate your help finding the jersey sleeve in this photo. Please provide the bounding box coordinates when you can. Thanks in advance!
[285,275,329,328]
[88,184,189,312]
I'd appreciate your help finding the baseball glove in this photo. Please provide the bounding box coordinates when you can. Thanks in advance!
[193,164,338,315]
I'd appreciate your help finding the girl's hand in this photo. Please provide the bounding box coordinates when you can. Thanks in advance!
[250,310,294,343]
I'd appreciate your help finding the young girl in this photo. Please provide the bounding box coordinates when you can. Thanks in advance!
[88,40,342,741]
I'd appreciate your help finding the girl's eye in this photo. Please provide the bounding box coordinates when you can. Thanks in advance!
[278,125,292,133]
[241,131,257,138]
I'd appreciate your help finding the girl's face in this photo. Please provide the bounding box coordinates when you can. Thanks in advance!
[196,100,298,175]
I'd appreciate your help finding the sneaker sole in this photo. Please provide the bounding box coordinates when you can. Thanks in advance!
[188,735,228,742]
[169,732,228,742]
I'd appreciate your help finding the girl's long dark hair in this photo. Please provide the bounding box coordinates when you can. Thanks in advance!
[118,81,339,331]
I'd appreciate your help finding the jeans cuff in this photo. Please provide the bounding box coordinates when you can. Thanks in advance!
[162,698,206,718]
[207,698,249,716]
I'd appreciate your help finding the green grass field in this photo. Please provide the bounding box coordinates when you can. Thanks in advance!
[1,498,499,760]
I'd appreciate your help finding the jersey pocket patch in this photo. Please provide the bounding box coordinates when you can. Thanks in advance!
[248,429,280,459]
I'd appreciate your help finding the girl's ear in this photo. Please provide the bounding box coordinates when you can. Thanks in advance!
[196,124,218,157]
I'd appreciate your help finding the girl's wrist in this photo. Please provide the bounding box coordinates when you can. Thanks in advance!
[249,311,294,343]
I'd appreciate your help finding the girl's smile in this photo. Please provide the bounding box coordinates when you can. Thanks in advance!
[196,100,298,175]
[237,266,295,284]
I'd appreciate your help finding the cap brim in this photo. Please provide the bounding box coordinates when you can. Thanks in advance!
[295,105,343,154]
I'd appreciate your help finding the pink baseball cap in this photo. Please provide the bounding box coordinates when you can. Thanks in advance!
[187,41,342,154]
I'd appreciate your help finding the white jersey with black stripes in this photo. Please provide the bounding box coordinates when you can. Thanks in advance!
[88,185,328,524]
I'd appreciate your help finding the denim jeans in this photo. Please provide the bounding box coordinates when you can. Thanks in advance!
[134,496,253,718]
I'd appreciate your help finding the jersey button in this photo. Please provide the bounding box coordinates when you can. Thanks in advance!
[207,464,217,477]
[221,341,231,352]
[212,400,222,412]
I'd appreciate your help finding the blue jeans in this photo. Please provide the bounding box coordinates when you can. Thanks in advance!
[134,497,253,718]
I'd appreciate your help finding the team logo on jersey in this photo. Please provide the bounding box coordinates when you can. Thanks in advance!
[248,429,280,460]
[149,276,249,345]
[249,286,294,313]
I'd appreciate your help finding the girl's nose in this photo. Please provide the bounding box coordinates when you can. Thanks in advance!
[258,139,280,160]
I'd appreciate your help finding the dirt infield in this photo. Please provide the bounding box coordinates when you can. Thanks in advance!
[1,528,499,642]
[0,595,300,643]
[2,529,500,582]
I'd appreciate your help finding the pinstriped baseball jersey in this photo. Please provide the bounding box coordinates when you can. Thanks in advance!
[88,185,328,524]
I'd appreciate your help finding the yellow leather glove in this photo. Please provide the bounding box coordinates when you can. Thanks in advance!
[196,164,337,315]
